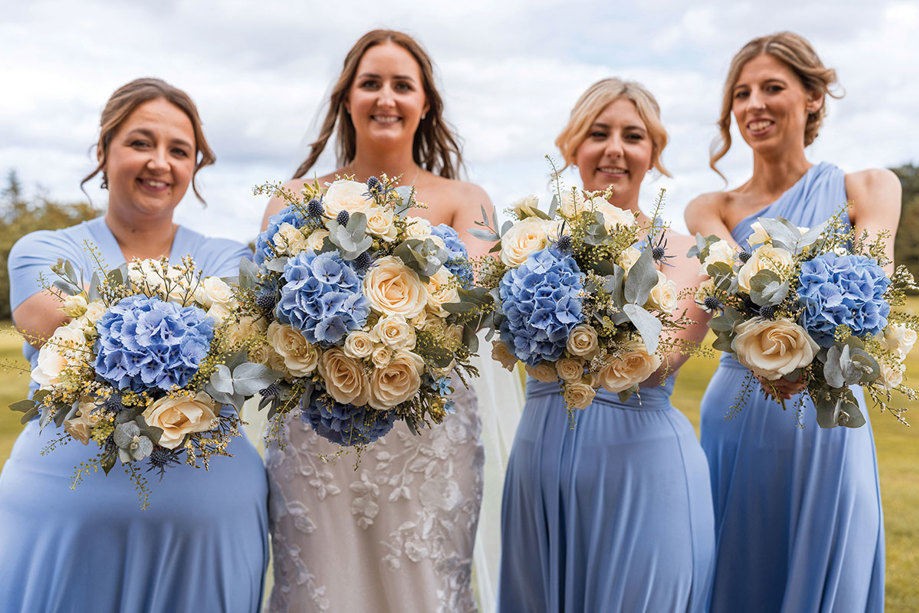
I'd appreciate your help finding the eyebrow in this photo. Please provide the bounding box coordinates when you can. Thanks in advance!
[356,72,417,82]
[733,77,787,92]
[124,128,193,149]
[590,122,646,132]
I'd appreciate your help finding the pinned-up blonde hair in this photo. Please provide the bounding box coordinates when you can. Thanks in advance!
[710,31,841,180]
[555,77,671,178]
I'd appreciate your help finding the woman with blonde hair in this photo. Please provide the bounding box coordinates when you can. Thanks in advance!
[497,77,715,612]
[0,78,268,612]
[685,31,896,612]
[260,29,495,612]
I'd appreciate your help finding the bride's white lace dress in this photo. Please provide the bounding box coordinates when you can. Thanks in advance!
[266,380,484,612]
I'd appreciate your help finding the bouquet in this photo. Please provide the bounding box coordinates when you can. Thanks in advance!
[469,184,690,411]
[243,175,481,447]
[11,254,275,506]
[691,214,918,427]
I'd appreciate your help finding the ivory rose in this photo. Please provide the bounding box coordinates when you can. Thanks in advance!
[701,240,735,273]
[566,324,599,358]
[305,229,329,251]
[525,362,557,383]
[63,397,102,444]
[363,256,428,318]
[731,317,819,380]
[595,341,662,393]
[747,221,770,246]
[405,217,433,238]
[143,391,219,449]
[737,246,793,293]
[344,330,377,359]
[272,223,308,256]
[883,323,917,361]
[425,266,460,317]
[365,206,398,241]
[32,325,87,389]
[373,316,416,350]
[268,321,319,376]
[555,357,585,383]
[500,218,558,268]
[61,294,88,317]
[491,341,517,371]
[564,382,596,410]
[617,246,642,273]
[368,350,425,410]
[319,348,370,405]
[647,271,678,313]
[322,180,374,216]
[877,361,904,389]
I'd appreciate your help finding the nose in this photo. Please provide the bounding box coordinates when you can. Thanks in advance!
[603,134,624,159]
[748,87,767,110]
[146,146,169,172]
[377,83,396,107]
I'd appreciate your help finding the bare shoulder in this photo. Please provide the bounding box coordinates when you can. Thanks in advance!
[685,191,730,216]
[427,175,491,204]
[684,190,734,235]
[845,168,902,198]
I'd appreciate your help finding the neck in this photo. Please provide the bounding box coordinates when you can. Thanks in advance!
[347,144,421,185]
[104,209,177,262]
[748,146,812,196]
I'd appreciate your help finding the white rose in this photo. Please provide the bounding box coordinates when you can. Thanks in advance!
[500,217,557,268]
[525,362,558,383]
[61,294,88,317]
[883,323,917,361]
[373,315,416,350]
[272,222,308,256]
[405,217,433,238]
[368,350,424,410]
[877,361,904,389]
[491,341,518,371]
[559,190,586,217]
[32,325,87,389]
[595,341,662,393]
[737,245,793,294]
[590,198,636,231]
[305,229,330,251]
[747,221,770,246]
[564,381,596,410]
[83,300,107,324]
[344,330,376,359]
[371,345,392,368]
[63,397,102,445]
[731,317,819,380]
[224,314,267,349]
[424,266,460,317]
[323,179,374,216]
[365,205,398,241]
[555,357,585,383]
[701,239,735,274]
[318,347,370,405]
[196,277,236,317]
[511,194,540,216]
[566,324,599,358]
[646,271,678,314]
[617,246,642,273]
[363,256,428,318]
[267,321,319,376]
[143,391,219,449]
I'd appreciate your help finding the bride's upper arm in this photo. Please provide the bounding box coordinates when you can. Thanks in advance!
[846,168,901,264]
[684,192,735,245]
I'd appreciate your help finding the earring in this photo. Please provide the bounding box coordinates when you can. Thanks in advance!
[421,113,427,121]
[101,171,108,190]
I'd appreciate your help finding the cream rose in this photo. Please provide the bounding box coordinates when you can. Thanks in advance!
[323,179,374,216]
[344,330,377,359]
[61,294,88,317]
[32,325,87,389]
[305,229,330,251]
[595,341,662,393]
[405,217,433,238]
[747,221,770,246]
[272,222,308,256]
[425,266,460,317]
[883,323,917,361]
[591,199,636,231]
[617,246,642,273]
[558,190,586,217]
[492,341,518,371]
[248,342,288,374]
[143,391,219,449]
[373,315,416,350]
[731,317,819,380]
[566,324,599,358]
[555,357,585,383]
[646,271,678,313]
[511,194,540,215]
[877,361,904,389]
[500,218,557,268]
[564,381,596,410]
[701,239,735,274]
[365,205,398,241]
[371,345,392,368]
[83,300,106,324]
[525,362,558,383]
[363,256,428,318]
[368,350,424,410]
[224,314,267,349]
[195,277,234,308]
[737,245,793,294]
[267,321,319,376]
[319,348,370,405]
[63,397,102,444]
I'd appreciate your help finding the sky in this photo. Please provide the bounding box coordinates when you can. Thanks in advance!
[2,0,917,242]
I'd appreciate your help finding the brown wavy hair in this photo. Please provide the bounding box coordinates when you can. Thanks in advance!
[710,31,841,180]
[292,29,463,180]
[555,77,671,178]
[81,77,215,203]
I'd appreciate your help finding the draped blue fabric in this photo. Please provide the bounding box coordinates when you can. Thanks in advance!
[702,162,884,612]
[498,377,714,612]
[0,217,269,613]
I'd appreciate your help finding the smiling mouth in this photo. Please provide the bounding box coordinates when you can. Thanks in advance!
[371,115,401,124]
[598,167,628,176]
[747,119,774,133]
[138,178,169,189]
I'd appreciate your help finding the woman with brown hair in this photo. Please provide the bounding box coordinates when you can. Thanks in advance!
[0,78,268,612]
[261,30,495,612]
[685,31,898,612]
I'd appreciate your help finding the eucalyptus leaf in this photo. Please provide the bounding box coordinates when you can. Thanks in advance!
[624,248,657,305]
[9,399,36,413]
[232,362,282,396]
[88,272,102,302]
[548,195,559,217]
[210,364,235,395]
[468,228,499,242]
[266,257,289,273]
[622,303,663,354]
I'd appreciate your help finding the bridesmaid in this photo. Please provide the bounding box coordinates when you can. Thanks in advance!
[497,78,715,612]
[685,31,899,613]
[0,78,269,612]
[260,30,495,612]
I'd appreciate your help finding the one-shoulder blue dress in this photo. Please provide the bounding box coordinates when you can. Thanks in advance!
[0,217,269,613]
[701,162,884,612]
[498,377,714,612]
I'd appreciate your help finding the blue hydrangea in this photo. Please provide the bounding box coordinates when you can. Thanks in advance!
[432,224,473,288]
[276,251,370,345]
[433,376,456,414]
[798,252,890,347]
[499,247,584,365]
[300,394,397,446]
[94,295,214,392]
[254,205,307,265]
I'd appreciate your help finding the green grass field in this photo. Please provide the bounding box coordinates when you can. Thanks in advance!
[0,321,916,610]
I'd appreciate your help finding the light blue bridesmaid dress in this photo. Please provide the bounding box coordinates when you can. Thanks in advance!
[498,377,715,612]
[0,217,269,613]
[701,162,884,613]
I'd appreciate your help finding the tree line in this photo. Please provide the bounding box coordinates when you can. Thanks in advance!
[2,165,918,321]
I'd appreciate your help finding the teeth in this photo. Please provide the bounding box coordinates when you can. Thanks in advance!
[599,167,627,174]
[749,120,772,131]
[143,179,167,187]
[373,116,400,124]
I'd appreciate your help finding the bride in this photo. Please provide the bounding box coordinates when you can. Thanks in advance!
[259,29,504,612]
